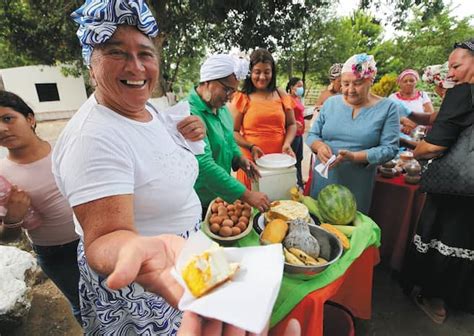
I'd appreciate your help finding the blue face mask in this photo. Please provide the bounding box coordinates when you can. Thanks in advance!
[295,87,304,97]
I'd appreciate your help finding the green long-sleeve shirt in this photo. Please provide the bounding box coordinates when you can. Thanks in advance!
[188,88,246,207]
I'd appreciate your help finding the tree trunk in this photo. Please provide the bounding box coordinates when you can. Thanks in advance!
[152,33,167,98]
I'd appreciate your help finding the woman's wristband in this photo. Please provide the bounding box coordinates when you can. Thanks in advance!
[1,218,24,229]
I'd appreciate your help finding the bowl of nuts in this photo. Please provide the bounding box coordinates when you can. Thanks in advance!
[202,198,254,245]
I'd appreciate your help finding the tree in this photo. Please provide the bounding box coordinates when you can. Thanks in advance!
[0,0,82,67]
[279,10,384,86]
[384,7,474,73]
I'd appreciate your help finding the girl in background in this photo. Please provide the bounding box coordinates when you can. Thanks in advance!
[0,90,81,324]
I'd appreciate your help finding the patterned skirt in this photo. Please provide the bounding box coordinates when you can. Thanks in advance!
[402,193,474,312]
[78,223,200,335]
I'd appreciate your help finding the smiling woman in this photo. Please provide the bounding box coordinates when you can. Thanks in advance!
[306,53,399,213]
[89,26,159,121]
[229,48,297,189]
[51,1,210,335]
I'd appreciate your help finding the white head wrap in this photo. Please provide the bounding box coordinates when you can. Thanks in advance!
[200,54,249,82]
[341,53,377,79]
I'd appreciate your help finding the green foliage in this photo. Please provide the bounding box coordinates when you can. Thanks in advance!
[0,0,82,66]
[278,9,384,85]
[371,73,397,97]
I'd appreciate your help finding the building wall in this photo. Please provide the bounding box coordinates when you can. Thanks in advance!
[0,65,87,120]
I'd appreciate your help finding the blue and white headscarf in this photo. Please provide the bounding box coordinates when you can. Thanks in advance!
[72,0,159,65]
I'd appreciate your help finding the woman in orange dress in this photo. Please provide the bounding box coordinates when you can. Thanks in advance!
[230,48,297,189]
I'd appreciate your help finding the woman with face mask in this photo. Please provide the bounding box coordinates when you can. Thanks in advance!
[286,77,305,189]
[306,54,399,213]
[402,39,474,324]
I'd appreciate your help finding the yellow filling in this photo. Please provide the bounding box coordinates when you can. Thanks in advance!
[182,253,212,298]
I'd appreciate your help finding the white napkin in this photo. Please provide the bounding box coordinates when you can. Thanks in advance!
[161,101,206,155]
[173,231,284,334]
[315,154,336,178]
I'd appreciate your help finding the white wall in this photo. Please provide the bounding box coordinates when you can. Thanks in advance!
[0,65,87,119]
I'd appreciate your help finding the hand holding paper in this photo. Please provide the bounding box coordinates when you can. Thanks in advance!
[161,101,206,154]
[315,154,336,179]
[173,231,284,334]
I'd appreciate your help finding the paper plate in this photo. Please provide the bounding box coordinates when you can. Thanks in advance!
[256,153,296,169]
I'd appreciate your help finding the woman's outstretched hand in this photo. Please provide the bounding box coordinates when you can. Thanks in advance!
[106,234,185,307]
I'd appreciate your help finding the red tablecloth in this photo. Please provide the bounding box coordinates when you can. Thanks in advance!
[369,174,425,271]
[270,246,380,336]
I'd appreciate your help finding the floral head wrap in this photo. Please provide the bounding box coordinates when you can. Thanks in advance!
[200,54,249,82]
[422,62,454,89]
[341,54,377,79]
[397,69,420,84]
[328,63,343,81]
[71,0,159,66]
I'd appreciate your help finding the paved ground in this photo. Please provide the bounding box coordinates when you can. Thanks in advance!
[3,117,474,335]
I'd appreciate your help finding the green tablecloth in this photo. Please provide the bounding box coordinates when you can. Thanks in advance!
[233,212,381,327]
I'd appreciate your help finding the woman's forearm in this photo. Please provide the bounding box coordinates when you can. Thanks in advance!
[283,124,297,147]
[414,140,447,160]
[233,131,254,150]
[86,229,139,277]
[351,150,368,163]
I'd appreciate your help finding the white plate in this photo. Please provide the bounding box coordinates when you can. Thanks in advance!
[256,153,297,169]
[253,212,318,234]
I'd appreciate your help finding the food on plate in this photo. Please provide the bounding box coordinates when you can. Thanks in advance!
[261,219,289,244]
[283,247,305,266]
[264,200,310,222]
[320,223,351,250]
[284,218,320,259]
[287,247,318,265]
[284,247,328,266]
[181,245,239,298]
[317,184,357,225]
[207,199,252,237]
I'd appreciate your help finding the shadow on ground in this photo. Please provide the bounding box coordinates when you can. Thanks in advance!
[356,264,474,335]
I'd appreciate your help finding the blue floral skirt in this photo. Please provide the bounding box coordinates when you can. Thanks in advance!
[78,223,200,335]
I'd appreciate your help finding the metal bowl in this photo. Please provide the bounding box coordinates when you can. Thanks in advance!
[283,225,343,280]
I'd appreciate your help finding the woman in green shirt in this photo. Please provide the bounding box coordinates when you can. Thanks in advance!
[188,54,271,215]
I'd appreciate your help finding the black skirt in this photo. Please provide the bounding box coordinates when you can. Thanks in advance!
[402,193,474,312]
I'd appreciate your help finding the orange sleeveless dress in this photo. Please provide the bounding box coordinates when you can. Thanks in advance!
[232,91,294,189]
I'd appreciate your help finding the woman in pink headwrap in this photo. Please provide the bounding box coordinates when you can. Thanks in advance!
[390,69,436,142]
[390,69,435,114]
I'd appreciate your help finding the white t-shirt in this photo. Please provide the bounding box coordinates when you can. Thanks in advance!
[389,91,431,113]
[0,151,78,246]
[52,95,202,237]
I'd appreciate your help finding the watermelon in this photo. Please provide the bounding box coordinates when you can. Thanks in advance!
[317,184,357,225]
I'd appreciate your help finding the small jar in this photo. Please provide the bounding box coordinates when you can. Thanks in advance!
[404,159,421,176]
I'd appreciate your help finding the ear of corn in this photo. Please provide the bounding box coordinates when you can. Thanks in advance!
[320,223,351,250]
[331,225,356,237]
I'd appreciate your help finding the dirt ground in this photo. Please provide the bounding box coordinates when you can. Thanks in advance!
[4,280,82,336]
